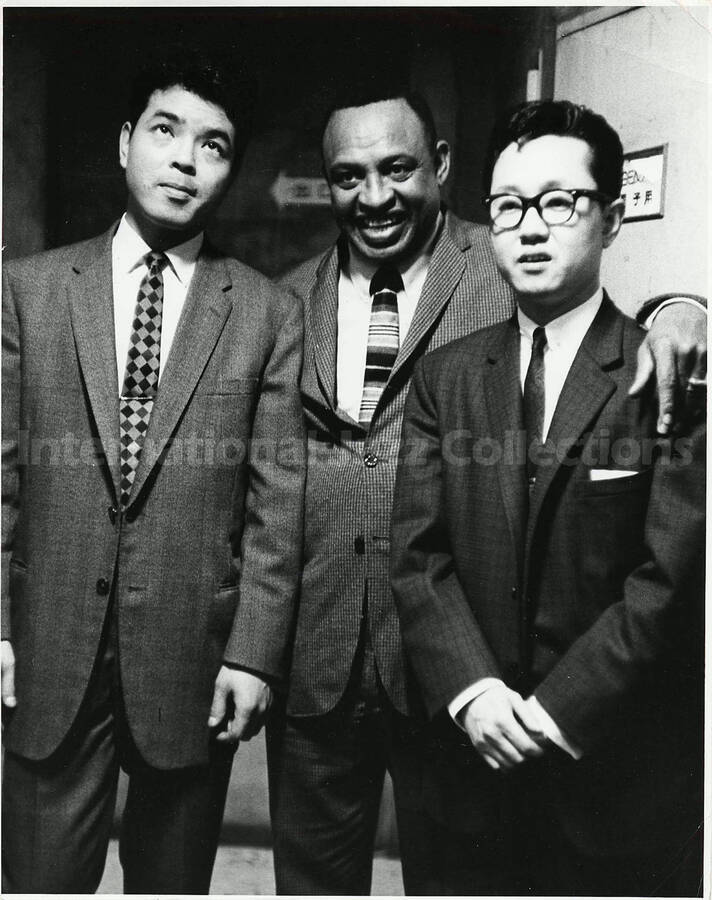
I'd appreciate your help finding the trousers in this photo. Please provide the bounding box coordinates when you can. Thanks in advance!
[414,746,704,897]
[2,600,234,894]
[267,627,443,895]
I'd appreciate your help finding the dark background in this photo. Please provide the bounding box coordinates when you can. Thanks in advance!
[3,6,556,275]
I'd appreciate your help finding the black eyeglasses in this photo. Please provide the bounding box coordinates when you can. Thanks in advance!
[482,188,614,230]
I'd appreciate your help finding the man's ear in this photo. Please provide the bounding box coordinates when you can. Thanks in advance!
[601,197,625,248]
[434,140,451,186]
[119,122,132,171]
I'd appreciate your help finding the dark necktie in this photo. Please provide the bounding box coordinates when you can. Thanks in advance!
[523,325,548,487]
[359,265,403,428]
[119,251,169,507]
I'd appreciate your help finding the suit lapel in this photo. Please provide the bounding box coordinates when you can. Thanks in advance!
[303,215,468,427]
[525,297,623,547]
[66,227,121,497]
[127,248,233,505]
[303,246,339,412]
[483,320,528,565]
[391,215,467,382]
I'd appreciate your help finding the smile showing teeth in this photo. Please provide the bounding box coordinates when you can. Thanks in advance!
[362,220,399,229]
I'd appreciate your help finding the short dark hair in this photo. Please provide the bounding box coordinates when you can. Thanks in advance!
[321,86,438,159]
[483,100,623,199]
[127,47,256,168]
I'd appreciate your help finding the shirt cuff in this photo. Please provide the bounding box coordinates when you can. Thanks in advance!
[221,661,276,688]
[448,677,504,729]
[643,296,707,330]
[528,695,583,760]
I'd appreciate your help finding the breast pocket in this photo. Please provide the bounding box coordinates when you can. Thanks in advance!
[195,375,259,397]
[574,469,653,608]
[183,376,261,465]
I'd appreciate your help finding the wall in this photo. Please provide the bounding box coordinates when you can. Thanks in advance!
[554,5,710,313]
[2,8,538,269]
[2,28,47,255]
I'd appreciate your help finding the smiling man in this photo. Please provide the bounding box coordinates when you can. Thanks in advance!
[1,51,304,893]
[391,100,704,895]
[267,87,705,896]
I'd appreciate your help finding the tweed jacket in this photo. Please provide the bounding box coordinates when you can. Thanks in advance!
[280,212,515,716]
[1,225,305,768]
[391,296,705,854]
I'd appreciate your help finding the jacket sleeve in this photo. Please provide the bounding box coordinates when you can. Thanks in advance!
[535,420,706,752]
[221,291,306,682]
[635,292,706,324]
[2,266,22,639]
[390,357,502,717]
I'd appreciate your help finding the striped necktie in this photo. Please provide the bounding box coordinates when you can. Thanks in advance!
[119,251,169,507]
[358,265,403,428]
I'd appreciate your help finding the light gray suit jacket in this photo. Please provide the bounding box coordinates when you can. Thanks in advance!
[2,225,305,768]
[281,212,515,717]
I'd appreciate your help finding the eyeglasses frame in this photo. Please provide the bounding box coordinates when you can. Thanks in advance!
[482,188,615,230]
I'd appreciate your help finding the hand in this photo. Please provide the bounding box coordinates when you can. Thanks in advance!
[462,682,548,771]
[208,666,272,744]
[2,640,17,709]
[629,301,707,434]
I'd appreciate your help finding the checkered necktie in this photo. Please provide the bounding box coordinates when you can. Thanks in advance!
[358,265,402,428]
[523,325,547,486]
[119,251,169,507]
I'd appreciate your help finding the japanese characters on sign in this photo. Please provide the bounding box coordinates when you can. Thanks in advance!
[621,145,667,222]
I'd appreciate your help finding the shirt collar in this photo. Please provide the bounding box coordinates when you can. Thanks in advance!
[517,288,604,349]
[344,210,444,298]
[113,213,203,285]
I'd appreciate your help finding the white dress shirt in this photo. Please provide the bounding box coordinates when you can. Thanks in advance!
[447,289,606,760]
[112,214,203,391]
[335,215,441,422]
[518,289,604,440]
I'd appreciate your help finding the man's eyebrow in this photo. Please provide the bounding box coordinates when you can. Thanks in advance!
[380,154,416,165]
[328,158,362,170]
[203,128,233,147]
[329,153,415,171]
[149,110,182,124]
[490,181,567,195]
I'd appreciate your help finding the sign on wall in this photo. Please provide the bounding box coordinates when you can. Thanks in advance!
[621,145,667,222]
[270,172,331,208]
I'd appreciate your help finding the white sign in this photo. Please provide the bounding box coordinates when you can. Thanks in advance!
[270,171,331,208]
[621,145,667,222]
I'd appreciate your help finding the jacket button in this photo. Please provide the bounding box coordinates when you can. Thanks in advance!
[108,506,118,525]
[96,578,110,596]
[354,536,365,555]
[364,453,378,468]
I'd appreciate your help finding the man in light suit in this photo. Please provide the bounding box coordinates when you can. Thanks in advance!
[266,85,706,894]
[1,52,304,893]
[391,100,704,896]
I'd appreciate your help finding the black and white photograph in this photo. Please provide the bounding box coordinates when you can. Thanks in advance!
[1,3,708,896]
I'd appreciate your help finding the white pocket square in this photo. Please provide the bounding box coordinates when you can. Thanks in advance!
[589,468,638,481]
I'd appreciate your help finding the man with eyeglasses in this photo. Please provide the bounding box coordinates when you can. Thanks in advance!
[391,100,704,896]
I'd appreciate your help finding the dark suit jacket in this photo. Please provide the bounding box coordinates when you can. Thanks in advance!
[391,297,704,855]
[2,225,305,768]
[280,212,515,716]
